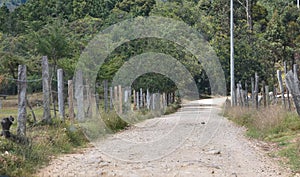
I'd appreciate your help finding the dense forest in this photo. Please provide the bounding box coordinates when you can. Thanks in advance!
[0,0,299,95]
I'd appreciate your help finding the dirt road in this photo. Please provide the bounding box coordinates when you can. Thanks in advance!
[37,98,290,177]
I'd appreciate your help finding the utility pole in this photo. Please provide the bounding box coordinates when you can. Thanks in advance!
[230,0,235,106]
[298,0,299,9]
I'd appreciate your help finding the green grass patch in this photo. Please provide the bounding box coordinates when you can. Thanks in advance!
[278,143,300,171]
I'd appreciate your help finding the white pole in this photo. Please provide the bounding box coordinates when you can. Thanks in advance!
[230,0,235,106]
[297,0,299,9]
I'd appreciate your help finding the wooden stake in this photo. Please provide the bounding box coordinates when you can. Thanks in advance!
[57,69,64,119]
[42,56,51,123]
[255,73,259,109]
[119,85,122,114]
[17,65,27,137]
[68,80,75,121]
[75,70,84,121]
[277,70,286,108]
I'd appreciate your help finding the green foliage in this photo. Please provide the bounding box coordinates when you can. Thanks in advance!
[0,0,300,95]
[115,0,156,16]
[101,110,128,132]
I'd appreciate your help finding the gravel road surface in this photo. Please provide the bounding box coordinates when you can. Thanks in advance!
[37,98,290,177]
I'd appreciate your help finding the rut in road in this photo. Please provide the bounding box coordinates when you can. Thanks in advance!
[37,98,289,177]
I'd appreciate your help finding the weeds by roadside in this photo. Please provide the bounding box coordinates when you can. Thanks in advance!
[0,94,181,176]
[224,105,300,172]
[0,119,89,177]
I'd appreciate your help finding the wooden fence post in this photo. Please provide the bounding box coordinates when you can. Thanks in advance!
[95,93,100,114]
[146,89,150,109]
[152,93,155,110]
[251,77,255,108]
[109,87,113,111]
[285,61,291,110]
[262,81,266,108]
[103,80,108,113]
[86,82,93,118]
[42,56,51,123]
[124,87,129,113]
[133,89,136,110]
[57,69,64,120]
[114,86,118,112]
[255,73,259,109]
[119,85,122,114]
[68,80,74,121]
[245,82,249,107]
[277,70,286,108]
[286,71,300,116]
[140,88,143,108]
[75,70,84,121]
[273,86,278,104]
[294,64,299,82]
[238,81,244,107]
[265,85,269,107]
[136,91,140,110]
[17,65,27,137]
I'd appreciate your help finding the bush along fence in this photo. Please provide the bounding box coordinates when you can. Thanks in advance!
[232,62,300,116]
[0,56,178,141]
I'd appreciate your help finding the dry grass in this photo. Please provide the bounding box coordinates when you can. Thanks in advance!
[225,105,287,138]
[225,105,300,171]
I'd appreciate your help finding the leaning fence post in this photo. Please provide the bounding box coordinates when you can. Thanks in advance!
[286,71,300,116]
[294,64,299,82]
[17,65,27,137]
[42,56,51,123]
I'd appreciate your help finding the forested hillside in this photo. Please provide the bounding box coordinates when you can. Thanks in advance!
[0,0,299,95]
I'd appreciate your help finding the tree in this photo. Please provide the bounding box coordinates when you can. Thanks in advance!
[0,5,9,33]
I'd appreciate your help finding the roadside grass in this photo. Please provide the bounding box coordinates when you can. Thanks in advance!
[0,94,181,176]
[80,102,181,141]
[224,105,300,172]
[0,118,89,177]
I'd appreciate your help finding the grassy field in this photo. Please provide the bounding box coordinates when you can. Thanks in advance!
[225,105,300,172]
